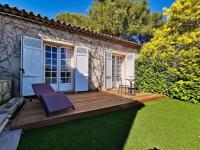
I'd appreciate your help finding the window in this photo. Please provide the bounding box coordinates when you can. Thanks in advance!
[44,45,73,85]
[112,55,123,87]
[60,48,72,83]
[45,45,58,84]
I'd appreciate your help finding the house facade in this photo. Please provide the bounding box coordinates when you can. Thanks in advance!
[0,4,140,96]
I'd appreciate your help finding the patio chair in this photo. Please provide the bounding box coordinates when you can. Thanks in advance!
[117,77,129,94]
[128,81,140,95]
[32,83,75,117]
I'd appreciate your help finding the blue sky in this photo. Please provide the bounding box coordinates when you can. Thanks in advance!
[0,0,175,19]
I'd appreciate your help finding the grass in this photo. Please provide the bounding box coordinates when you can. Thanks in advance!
[18,99,200,150]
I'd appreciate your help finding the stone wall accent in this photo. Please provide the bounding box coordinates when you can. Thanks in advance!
[0,80,11,103]
[0,13,139,96]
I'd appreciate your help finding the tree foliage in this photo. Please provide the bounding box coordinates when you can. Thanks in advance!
[136,0,200,103]
[55,13,93,29]
[56,0,163,37]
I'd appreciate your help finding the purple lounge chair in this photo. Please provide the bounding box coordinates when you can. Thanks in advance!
[32,83,75,117]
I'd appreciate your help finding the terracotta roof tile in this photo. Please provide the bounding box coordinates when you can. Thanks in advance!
[0,4,141,48]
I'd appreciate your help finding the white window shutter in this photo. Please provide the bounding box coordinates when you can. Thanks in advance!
[126,53,135,80]
[75,46,89,92]
[105,49,112,89]
[21,36,43,96]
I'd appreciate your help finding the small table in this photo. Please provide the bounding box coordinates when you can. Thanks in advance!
[126,79,135,95]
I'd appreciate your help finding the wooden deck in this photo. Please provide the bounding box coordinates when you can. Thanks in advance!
[11,89,166,130]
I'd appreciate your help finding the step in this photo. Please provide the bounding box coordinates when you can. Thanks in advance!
[0,97,24,116]
[0,129,22,150]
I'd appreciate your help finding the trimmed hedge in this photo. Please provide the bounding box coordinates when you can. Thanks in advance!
[136,58,200,104]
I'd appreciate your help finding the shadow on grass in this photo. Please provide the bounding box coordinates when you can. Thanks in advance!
[18,103,145,150]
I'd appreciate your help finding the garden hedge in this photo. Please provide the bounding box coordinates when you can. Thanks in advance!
[135,0,200,103]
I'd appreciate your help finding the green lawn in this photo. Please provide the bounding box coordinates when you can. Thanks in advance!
[18,99,200,150]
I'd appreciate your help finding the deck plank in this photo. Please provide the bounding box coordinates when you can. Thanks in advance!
[11,90,166,130]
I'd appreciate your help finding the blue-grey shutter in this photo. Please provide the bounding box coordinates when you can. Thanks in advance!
[105,50,112,89]
[21,36,43,96]
[126,53,135,80]
[75,46,89,92]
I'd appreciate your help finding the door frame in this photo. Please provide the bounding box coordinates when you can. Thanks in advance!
[43,43,75,92]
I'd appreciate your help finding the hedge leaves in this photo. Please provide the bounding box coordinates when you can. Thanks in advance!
[136,0,200,103]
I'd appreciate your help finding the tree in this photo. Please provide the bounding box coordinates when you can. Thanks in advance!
[89,0,163,36]
[56,13,93,29]
[126,0,163,36]
[56,0,163,37]
[136,0,200,103]
[89,0,132,35]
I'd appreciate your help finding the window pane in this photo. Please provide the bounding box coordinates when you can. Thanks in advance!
[52,59,57,65]
[66,72,71,78]
[46,46,51,52]
[45,78,51,84]
[52,47,57,53]
[45,72,51,77]
[52,65,57,71]
[66,54,72,59]
[67,67,71,72]
[61,72,66,78]
[65,60,71,65]
[46,52,51,58]
[61,60,66,66]
[46,59,51,65]
[45,65,51,71]
[67,78,71,83]
[60,77,71,83]
[61,48,66,53]
[63,78,71,83]
[52,72,57,77]
[52,78,57,84]
[62,66,71,72]
[52,53,57,59]
[68,48,72,54]
[61,54,66,59]
[60,78,66,83]
[61,66,67,71]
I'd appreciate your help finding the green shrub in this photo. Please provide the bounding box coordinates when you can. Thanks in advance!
[136,0,200,103]
[136,58,200,103]
[136,58,173,96]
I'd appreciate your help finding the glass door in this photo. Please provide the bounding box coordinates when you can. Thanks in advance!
[44,45,73,91]
[59,47,73,91]
[45,45,58,91]
[112,55,123,87]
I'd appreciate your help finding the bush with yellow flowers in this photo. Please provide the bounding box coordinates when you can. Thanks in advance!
[136,0,200,103]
